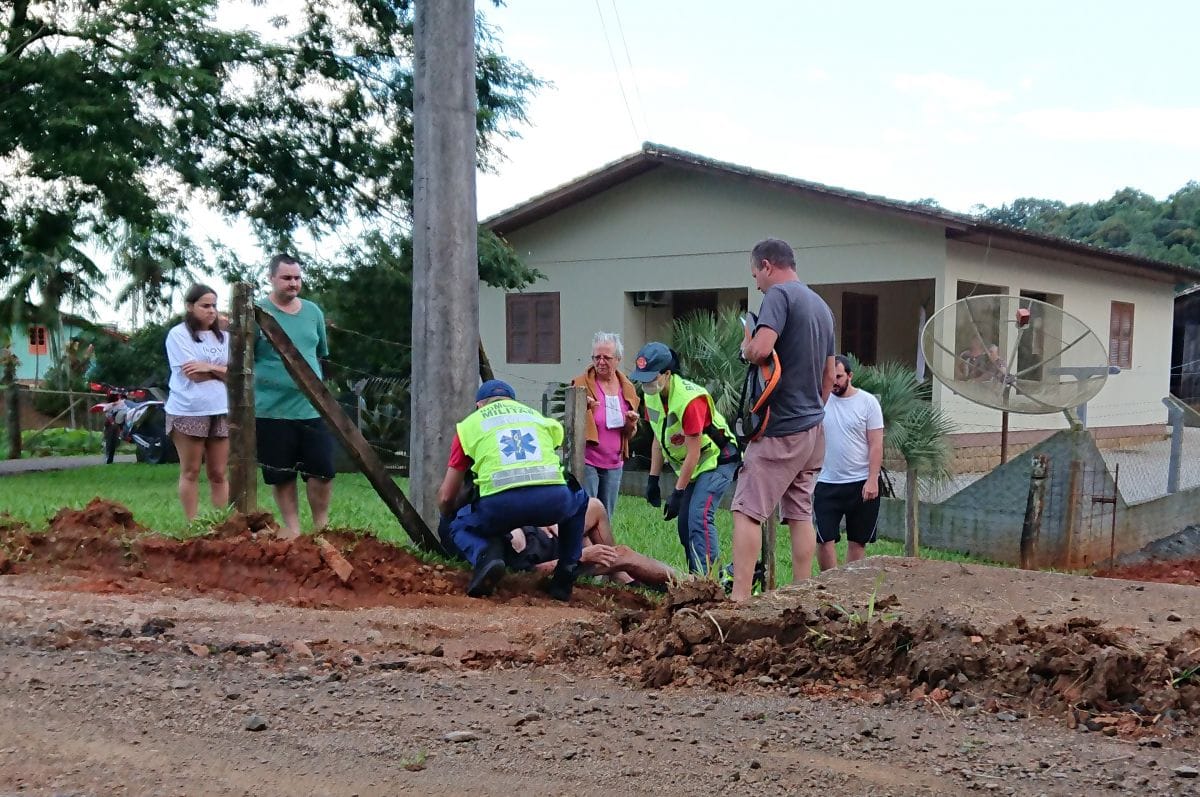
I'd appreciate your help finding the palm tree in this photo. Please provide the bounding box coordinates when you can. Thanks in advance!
[848,358,955,556]
[669,306,746,418]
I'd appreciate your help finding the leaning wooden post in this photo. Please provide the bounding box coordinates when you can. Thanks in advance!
[255,306,443,553]
[226,284,258,513]
[2,350,19,460]
[561,385,587,486]
[1020,453,1049,569]
[761,510,777,589]
[478,338,495,382]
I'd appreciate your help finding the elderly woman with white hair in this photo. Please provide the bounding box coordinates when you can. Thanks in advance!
[570,331,641,520]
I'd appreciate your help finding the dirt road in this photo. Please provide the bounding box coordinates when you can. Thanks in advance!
[2,567,1200,797]
[4,503,1200,795]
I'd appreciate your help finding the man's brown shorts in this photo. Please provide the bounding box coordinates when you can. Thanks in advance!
[731,424,825,523]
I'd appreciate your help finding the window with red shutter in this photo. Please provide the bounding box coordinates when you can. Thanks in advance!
[1108,301,1134,369]
[27,325,48,356]
[506,292,560,364]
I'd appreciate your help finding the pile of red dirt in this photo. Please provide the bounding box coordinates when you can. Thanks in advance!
[0,499,651,611]
[1097,559,1200,586]
[506,579,1200,729]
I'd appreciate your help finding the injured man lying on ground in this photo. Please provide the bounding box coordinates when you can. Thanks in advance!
[504,497,675,590]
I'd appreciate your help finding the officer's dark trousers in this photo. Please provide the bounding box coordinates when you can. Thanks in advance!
[449,483,589,569]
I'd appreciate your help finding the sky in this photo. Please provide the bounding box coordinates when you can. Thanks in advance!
[91,0,1200,324]
[476,0,1200,217]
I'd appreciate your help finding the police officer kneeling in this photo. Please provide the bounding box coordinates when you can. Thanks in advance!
[437,380,590,600]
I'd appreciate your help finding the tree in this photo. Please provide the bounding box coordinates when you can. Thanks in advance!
[304,227,541,384]
[848,359,954,557]
[1,0,540,318]
[669,307,747,419]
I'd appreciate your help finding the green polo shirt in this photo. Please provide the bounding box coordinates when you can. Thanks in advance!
[254,298,328,420]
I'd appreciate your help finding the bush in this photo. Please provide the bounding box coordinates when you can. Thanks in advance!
[21,427,104,457]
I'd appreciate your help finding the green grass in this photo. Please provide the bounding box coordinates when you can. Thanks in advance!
[0,463,990,578]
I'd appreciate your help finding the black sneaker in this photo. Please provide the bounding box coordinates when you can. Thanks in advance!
[543,564,579,602]
[467,544,506,598]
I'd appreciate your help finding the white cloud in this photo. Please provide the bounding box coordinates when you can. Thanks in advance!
[1013,106,1200,150]
[892,72,1013,111]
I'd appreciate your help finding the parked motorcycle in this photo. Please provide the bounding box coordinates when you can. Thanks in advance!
[88,382,177,465]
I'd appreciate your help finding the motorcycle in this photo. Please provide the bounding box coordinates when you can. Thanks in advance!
[88,382,177,465]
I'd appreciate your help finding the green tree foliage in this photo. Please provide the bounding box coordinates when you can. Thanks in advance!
[305,228,541,383]
[88,320,174,389]
[0,0,540,318]
[669,307,747,419]
[976,183,1200,271]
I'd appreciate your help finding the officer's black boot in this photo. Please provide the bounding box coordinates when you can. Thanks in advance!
[467,538,507,598]
[543,562,580,602]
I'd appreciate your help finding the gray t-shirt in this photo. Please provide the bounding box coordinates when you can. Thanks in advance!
[755,281,836,436]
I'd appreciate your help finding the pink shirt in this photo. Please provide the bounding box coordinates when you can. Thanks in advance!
[585,383,629,470]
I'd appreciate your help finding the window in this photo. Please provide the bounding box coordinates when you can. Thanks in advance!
[840,292,878,364]
[27,325,48,355]
[1109,301,1134,369]
[506,292,560,364]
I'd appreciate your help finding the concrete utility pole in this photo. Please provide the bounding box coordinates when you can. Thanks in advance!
[410,0,479,526]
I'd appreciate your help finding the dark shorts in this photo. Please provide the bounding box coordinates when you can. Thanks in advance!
[814,479,880,546]
[256,417,336,485]
[504,526,558,572]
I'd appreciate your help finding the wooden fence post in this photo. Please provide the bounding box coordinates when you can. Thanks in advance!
[1020,453,1049,569]
[761,511,777,589]
[561,385,587,487]
[227,284,257,513]
[255,306,443,552]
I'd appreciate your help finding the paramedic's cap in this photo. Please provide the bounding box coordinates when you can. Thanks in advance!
[628,342,673,383]
[475,379,516,403]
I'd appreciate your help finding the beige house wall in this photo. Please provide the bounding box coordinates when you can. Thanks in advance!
[940,240,1173,434]
[482,166,947,403]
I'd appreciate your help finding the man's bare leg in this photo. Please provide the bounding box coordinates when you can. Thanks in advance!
[272,482,301,539]
[606,546,674,586]
[846,541,867,563]
[306,477,333,531]
[730,510,762,601]
[816,541,839,572]
[788,518,816,583]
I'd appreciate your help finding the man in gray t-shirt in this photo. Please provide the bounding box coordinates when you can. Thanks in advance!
[730,238,836,601]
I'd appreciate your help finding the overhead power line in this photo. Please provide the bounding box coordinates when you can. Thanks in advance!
[593,0,641,142]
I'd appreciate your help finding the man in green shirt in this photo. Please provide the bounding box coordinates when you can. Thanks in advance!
[254,254,335,539]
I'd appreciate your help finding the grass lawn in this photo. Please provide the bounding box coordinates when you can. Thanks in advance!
[0,463,988,580]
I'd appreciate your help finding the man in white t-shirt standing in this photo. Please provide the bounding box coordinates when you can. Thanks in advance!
[815,355,885,571]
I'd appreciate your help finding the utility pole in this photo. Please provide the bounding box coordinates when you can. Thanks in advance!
[410,0,479,526]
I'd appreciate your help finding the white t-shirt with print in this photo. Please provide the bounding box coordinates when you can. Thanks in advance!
[164,323,230,416]
[818,389,884,484]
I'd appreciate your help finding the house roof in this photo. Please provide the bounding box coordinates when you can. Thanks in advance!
[484,142,1200,286]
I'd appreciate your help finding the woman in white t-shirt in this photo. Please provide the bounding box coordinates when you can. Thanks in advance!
[164,284,230,520]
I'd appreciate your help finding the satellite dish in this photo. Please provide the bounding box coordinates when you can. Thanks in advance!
[920,295,1113,415]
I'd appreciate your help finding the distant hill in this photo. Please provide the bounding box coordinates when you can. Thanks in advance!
[974,182,1200,273]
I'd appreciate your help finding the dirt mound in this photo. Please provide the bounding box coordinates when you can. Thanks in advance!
[516,585,1200,728]
[49,498,146,536]
[0,504,652,612]
[1098,558,1200,586]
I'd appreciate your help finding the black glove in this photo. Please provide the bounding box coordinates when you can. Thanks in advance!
[645,474,662,507]
[663,488,685,522]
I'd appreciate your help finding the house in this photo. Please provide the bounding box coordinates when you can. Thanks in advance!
[1172,285,1200,412]
[4,313,126,385]
[481,143,1199,466]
